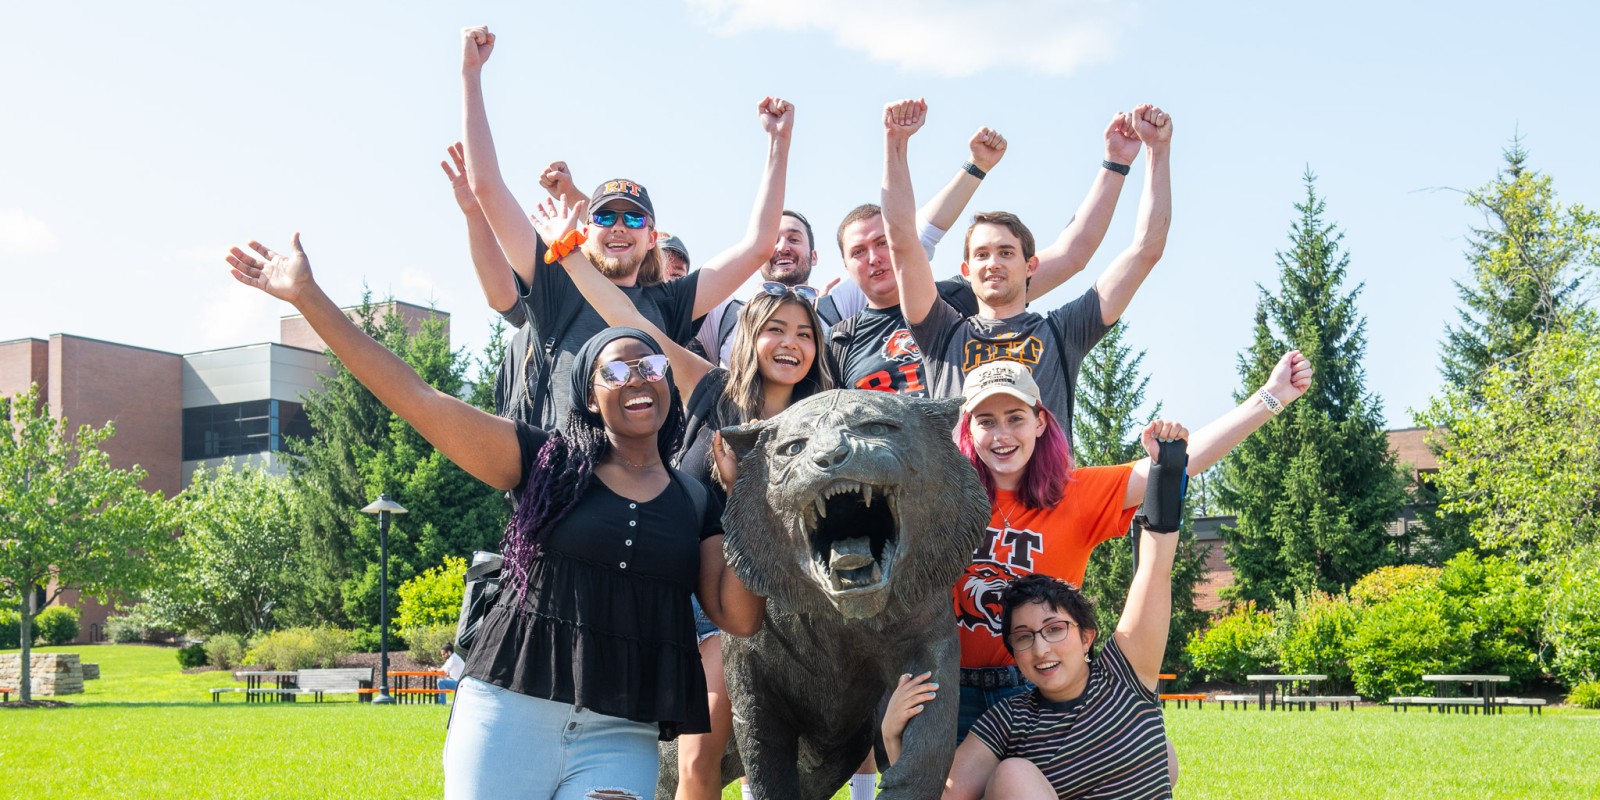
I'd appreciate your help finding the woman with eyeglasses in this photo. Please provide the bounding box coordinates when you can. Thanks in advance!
[878,351,1312,798]
[527,194,831,800]
[224,235,764,800]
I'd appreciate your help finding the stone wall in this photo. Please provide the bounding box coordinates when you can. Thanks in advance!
[0,653,84,695]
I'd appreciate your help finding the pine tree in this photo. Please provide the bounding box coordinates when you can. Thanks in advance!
[1440,138,1597,391]
[1074,322,1206,675]
[285,296,509,630]
[1217,170,1409,607]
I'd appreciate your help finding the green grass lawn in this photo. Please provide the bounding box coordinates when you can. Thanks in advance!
[5,644,1598,798]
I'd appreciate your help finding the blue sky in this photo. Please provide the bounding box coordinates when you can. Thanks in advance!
[3,1,1595,433]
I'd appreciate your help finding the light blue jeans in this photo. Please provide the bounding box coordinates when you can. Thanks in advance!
[444,677,660,800]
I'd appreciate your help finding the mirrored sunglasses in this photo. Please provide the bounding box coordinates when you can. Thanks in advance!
[591,210,649,229]
[592,354,670,389]
[758,281,819,304]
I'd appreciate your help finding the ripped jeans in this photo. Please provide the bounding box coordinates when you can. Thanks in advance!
[444,677,660,800]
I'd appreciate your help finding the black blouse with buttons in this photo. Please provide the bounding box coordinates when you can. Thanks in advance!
[463,422,722,740]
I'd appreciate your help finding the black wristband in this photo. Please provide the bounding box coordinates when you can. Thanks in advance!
[962,161,987,180]
[1102,159,1131,176]
[1132,438,1189,533]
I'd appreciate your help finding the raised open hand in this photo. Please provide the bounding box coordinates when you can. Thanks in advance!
[1104,111,1141,165]
[440,142,477,214]
[539,160,578,199]
[1264,349,1314,406]
[969,126,1007,172]
[1131,103,1173,147]
[461,26,494,72]
[227,234,314,304]
[528,195,588,250]
[758,96,795,140]
[1140,419,1190,462]
[883,98,927,141]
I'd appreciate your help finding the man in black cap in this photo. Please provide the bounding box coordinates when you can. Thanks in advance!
[659,233,692,281]
[458,24,794,428]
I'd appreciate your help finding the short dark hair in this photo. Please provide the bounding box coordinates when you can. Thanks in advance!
[964,211,1037,262]
[835,203,882,256]
[782,209,815,253]
[441,642,454,655]
[998,573,1097,655]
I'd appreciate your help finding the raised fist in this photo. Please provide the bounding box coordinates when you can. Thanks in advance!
[884,98,927,141]
[759,96,795,140]
[1104,111,1141,165]
[1131,103,1173,147]
[461,26,494,72]
[969,127,1007,172]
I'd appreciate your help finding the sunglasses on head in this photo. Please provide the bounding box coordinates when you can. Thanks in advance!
[591,210,649,229]
[758,281,819,304]
[592,354,670,389]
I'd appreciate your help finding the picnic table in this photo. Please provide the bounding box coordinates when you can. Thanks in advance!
[238,671,300,703]
[1246,674,1327,710]
[387,670,449,704]
[1422,674,1508,714]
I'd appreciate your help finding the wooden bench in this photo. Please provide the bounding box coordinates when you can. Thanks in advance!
[1495,697,1546,715]
[1160,693,1206,709]
[209,687,249,702]
[1,686,13,702]
[290,667,374,702]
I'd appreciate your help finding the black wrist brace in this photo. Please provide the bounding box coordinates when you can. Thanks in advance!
[1133,438,1189,533]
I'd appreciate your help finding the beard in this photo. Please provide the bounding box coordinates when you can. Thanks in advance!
[762,251,813,286]
[583,238,645,280]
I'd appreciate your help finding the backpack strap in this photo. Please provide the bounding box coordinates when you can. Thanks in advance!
[671,466,711,531]
[815,294,843,327]
[716,299,745,356]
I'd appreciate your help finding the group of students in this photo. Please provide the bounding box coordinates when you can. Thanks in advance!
[223,24,1313,800]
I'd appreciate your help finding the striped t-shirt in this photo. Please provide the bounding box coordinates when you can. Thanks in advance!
[969,636,1171,799]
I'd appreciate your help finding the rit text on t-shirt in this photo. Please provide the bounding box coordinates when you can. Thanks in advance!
[963,335,1043,371]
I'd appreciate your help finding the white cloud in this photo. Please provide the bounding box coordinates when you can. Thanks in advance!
[0,209,59,255]
[686,0,1127,77]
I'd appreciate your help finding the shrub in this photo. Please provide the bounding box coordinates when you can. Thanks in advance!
[1437,552,1544,687]
[176,643,209,669]
[1348,583,1463,699]
[348,626,388,653]
[244,627,352,671]
[1185,602,1275,683]
[403,623,458,666]
[204,633,247,670]
[1276,591,1361,691]
[1349,565,1440,606]
[396,556,467,631]
[1547,548,1600,685]
[0,607,19,650]
[106,604,167,644]
[33,606,81,646]
[1567,682,1600,710]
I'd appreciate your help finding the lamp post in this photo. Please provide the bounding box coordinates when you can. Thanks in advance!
[361,493,408,705]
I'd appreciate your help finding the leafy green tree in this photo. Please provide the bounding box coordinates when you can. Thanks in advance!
[1440,139,1597,391]
[142,460,303,636]
[0,386,174,701]
[1074,321,1206,676]
[1217,170,1408,606]
[286,297,509,631]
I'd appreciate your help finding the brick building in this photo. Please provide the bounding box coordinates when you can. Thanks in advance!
[0,301,446,643]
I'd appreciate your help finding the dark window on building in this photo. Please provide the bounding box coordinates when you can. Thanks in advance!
[183,400,315,460]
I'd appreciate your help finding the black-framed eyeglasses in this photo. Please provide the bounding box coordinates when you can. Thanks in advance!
[758,281,819,304]
[1007,620,1078,652]
[591,210,649,229]
[592,354,670,389]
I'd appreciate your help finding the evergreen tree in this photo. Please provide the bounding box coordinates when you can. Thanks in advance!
[286,296,509,631]
[1074,322,1206,676]
[1440,138,1597,391]
[1217,170,1408,607]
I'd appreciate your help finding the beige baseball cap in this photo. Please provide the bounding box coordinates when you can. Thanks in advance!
[960,360,1041,413]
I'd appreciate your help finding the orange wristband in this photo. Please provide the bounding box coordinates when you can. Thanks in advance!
[543,230,588,264]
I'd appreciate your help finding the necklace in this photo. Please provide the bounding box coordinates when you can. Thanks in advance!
[997,496,1027,531]
[611,451,663,470]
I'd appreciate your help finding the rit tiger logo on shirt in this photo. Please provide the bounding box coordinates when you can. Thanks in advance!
[963,334,1043,371]
[953,525,1045,633]
[854,328,927,393]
